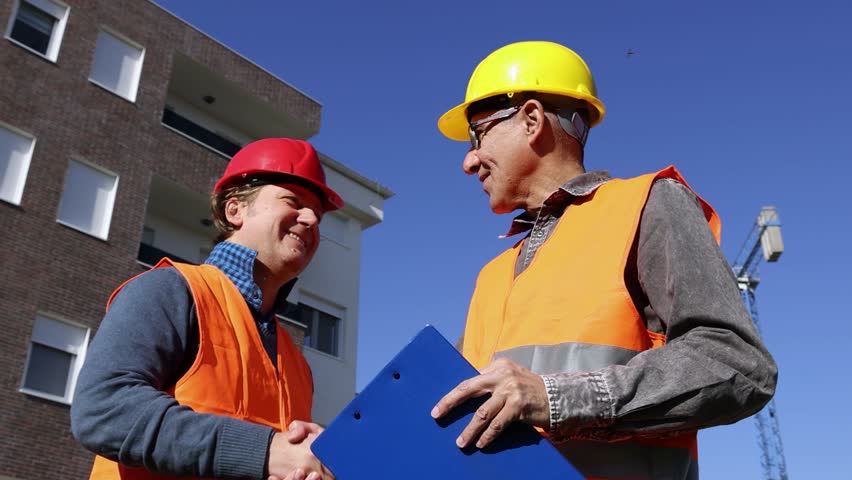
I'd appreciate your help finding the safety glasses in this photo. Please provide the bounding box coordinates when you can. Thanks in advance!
[468,106,521,150]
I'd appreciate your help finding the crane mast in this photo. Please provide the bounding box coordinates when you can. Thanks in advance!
[731,207,789,480]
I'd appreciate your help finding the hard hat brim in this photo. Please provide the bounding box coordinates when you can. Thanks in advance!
[437,89,606,142]
[214,170,344,212]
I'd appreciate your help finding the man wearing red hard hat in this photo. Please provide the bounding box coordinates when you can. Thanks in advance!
[72,138,340,480]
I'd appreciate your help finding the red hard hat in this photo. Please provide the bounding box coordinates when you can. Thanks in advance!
[214,138,344,211]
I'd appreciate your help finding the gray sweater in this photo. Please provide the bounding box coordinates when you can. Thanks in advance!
[71,242,288,479]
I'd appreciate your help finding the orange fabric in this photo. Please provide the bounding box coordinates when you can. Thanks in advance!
[90,259,313,480]
[461,166,717,476]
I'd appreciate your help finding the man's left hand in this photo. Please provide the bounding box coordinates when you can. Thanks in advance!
[430,357,550,449]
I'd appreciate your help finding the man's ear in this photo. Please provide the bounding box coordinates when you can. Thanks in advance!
[224,197,245,228]
[521,99,547,145]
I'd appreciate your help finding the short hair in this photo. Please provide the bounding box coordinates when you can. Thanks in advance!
[209,183,264,244]
[467,93,589,160]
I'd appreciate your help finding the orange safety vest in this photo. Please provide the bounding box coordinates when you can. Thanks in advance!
[462,166,720,480]
[89,258,314,480]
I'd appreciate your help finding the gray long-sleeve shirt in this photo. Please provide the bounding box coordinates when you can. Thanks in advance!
[500,172,777,440]
[70,242,293,479]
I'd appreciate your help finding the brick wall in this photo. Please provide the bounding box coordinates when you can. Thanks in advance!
[0,1,318,478]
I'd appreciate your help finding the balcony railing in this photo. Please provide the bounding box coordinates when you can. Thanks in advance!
[137,243,193,268]
[161,107,242,158]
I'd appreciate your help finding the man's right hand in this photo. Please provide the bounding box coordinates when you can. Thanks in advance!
[267,429,334,480]
[285,420,324,444]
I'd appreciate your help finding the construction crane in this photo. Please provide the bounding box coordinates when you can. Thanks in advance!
[731,206,789,480]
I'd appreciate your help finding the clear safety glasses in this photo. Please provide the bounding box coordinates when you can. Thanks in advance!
[468,106,521,150]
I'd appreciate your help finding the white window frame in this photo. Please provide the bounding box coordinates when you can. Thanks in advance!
[19,313,90,405]
[0,121,35,206]
[299,293,345,359]
[4,0,70,62]
[88,27,145,102]
[56,158,119,240]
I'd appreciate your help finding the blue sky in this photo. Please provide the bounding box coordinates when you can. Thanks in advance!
[156,1,850,477]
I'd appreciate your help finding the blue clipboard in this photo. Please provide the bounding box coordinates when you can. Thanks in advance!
[311,325,582,479]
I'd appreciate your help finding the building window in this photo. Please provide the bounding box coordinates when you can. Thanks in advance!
[56,159,118,239]
[20,314,89,404]
[5,0,69,61]
[294,303,342,357]
[89,29,144,102]
[161,107,242,158]
[0,122,34,205]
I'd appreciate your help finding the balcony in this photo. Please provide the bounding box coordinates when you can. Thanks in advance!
[138,175,215,269]
[161,107,241,158]
[161,54,317,157]
[137,242,193,268]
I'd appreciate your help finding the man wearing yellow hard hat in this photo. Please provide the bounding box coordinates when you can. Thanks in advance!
[430,41,777,479]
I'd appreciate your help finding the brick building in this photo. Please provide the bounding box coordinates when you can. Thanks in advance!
[0,1,392,478]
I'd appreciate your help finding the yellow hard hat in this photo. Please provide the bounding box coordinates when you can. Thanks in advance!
[438,41,606,141]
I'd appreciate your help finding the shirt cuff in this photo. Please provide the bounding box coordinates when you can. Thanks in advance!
[540,372,615,441]
[214,419,275,479]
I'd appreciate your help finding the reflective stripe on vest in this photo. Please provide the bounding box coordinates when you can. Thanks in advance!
[462,166,718,480]
[494,342,638,373]
[89,258,313,480]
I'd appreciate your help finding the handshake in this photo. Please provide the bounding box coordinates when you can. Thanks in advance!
[267,420,334,480]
